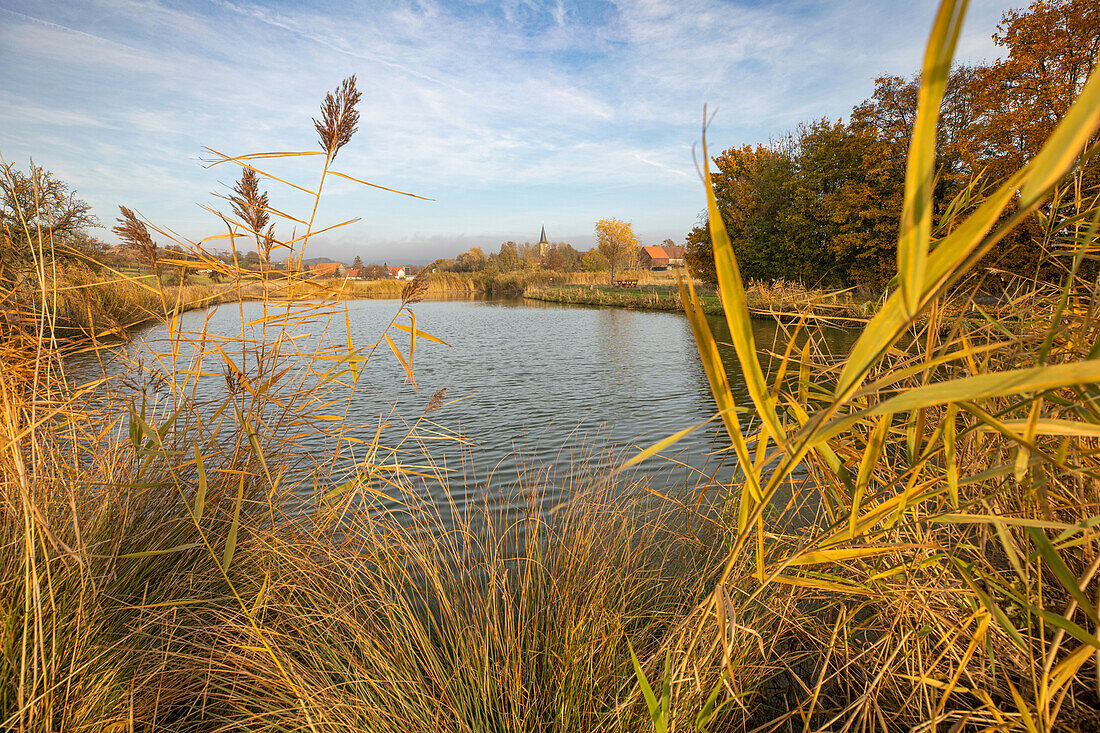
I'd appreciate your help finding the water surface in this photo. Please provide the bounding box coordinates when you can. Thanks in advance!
[72,296,855,518]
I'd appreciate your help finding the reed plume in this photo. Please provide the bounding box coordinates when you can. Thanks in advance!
[313,75,361,160]
[229,168,271,239]
[400,267,429,305]
[112,205,157,266]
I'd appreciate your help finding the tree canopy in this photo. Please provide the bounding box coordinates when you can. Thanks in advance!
[684,0,1100,291]
[595,218,639,282]
[1,162,98,271]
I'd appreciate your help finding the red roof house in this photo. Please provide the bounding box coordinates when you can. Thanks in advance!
[640,246,669,269]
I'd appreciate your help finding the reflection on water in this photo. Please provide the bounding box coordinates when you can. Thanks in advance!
[68,296,857,518]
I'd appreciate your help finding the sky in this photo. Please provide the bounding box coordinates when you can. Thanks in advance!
[1,0,1020,264]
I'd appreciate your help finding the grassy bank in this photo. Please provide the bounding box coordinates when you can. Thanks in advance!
[2,267,264,340]
[329,269,654,299]
[525,278,878,322]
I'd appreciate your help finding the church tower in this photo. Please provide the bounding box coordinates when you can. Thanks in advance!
[538,225,549,258]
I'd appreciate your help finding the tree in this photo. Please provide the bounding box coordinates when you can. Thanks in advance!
[581,250,609,272]
[363,263,386,279]
[352,255,363,269]
[970,0,1099,186]
[1,162,98,271]
[455,246,488,272]
[684,221,716,284]
[492,241,520,272]
[595,218,639,283]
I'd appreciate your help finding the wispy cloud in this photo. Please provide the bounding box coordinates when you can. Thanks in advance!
[0,0,1016,262]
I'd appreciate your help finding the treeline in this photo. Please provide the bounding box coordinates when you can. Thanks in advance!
[434,240,612,276]
[685,0,1099,291]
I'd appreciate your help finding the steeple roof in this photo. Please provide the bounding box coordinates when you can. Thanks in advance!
[538,226,548,245]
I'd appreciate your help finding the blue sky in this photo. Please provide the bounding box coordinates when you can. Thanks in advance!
[1,0,1018,264]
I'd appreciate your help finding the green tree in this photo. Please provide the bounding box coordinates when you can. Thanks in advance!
[352,255,363,268]
[581,250,609,272]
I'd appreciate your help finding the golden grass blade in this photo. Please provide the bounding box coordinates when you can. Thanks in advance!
[993,418,1100,437]
[385,332,418,391]
[786,544,908,567]
[408,311,417,375]
[391,322,451,346]
[944,404,959,506]
[851,414,890,533]
[678,275,765,516]
[193,442,207,523]
[328,170,435,201]
[769,573,873,596]
[1048,643,1094,698]
[202,147,318,195]
[116,542,205,560]
[699,119,785,445]
[619,409,738,472]
[898,0,968,314]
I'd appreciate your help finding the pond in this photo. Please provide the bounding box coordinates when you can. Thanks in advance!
[70,296,857,520]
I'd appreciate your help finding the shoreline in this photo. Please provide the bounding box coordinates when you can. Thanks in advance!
[524,283,878,324]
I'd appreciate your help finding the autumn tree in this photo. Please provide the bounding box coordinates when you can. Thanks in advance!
[595,218,639,283]
[971,0,1099,186]
[454,246,488,272]
[581,249,610,272]
[352,255,363,268]
[1,162,98,272]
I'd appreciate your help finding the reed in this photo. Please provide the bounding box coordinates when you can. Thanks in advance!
[625,0,1100,727]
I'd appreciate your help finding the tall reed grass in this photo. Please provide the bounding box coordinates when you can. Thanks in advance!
[622,0,1100,727]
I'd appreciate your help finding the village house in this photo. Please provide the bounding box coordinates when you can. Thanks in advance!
[388,266,407,279]
[639,244,685,270]
[345,267,363,279]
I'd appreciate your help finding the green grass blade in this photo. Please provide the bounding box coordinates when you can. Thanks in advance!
[193,442,207,523]
[1028,528,1100,628]
[700,121,785,446]
[223,474,245,571]
[628,640,661,729]
[898,0,968,314]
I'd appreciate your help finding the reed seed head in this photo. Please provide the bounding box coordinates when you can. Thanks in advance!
[401,268,428,305]
[230,168,270,239]
[112,206,157,265]
[313,76,361,160]
[423,387,446,415]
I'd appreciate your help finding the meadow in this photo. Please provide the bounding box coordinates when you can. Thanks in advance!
[3,1,1100,730]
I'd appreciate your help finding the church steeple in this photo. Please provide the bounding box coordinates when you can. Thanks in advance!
[538,225,549,257]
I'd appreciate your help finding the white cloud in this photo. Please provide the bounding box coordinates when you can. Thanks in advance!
[0,0,1019,261]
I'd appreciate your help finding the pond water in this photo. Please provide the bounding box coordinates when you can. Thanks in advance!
[70,296,856,519]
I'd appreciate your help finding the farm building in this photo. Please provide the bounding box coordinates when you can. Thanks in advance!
[640,244,686,270]
[640,246,669,269]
